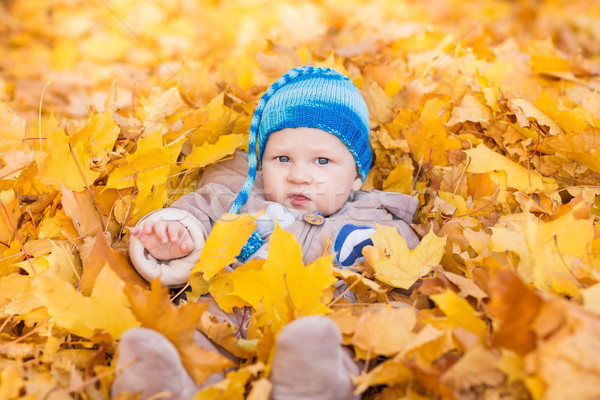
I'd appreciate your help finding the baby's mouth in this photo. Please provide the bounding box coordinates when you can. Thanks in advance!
[289,193,311,206]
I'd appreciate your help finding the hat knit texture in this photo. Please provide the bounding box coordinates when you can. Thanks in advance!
[229,66,371,215]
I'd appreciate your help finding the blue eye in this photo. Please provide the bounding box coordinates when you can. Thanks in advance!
[277,156,290,163]
[317,157,329,165]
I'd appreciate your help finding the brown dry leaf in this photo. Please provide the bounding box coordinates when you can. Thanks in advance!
[60,185,106,238]
[488,270,543,356]
[125,279,234,385]
[80,231,148,296]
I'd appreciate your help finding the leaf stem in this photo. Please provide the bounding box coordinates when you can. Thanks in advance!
[0,198,36,276]
[429,147,438,194]
[68,142,106,233]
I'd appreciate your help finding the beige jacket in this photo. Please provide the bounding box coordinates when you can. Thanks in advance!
[129,150,419,287]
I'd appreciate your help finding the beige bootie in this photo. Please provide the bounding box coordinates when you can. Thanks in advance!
[111,328,199,400]
[270,316,360,400]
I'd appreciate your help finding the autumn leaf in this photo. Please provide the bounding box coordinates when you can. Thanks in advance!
[182,134,245,171]
[193,362,265,400]
[464,144,558,192]
[353,358,413,395]
[190,213,257,282]
[70,111,120,158]
[227,225,336,333]
[125,279,234,385]
[60,185,106,238]
[351,306,417,358]
[364,226,446,289]
[34,115,101,192]
[3,1,600,399]
[0,273,43,315]
[445,94,492,126]
[34,264,140,339]
[429,290,488,340]
[0,102,27,152]
[487,270,543,356]
[80,231,148,296]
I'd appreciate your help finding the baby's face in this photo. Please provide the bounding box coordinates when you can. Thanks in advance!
[262,127,363,216]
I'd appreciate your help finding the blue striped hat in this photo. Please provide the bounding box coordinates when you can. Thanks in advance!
[229,66,371,214]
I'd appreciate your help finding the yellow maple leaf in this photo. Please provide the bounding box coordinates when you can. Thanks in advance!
[351,306,417,358]
[188,92,235,145]
[105,129,178,190]
[193,362,264,400]
[403,97,462,165]
[429,290,487,340]
[492,210,590,297]
[125,279,234,385]
[527,38,570,75]
[34,264,140,339]
[535,92,592,137]
[445,94,492,126]
[363,225,445,289]
[464,143,557,192]
[190,213,256,282]
[227,225,336,333]
[182,134,244,171]
[35,115,100,192]
[0,273,43,315]
[139,86,186,122]
[382,157,414,195]
[353,357,413,395]
[105,129,183,223]
[0,102,27,153]
[14,241,80,284]
[510,98,564,136]
[70,111,120,158]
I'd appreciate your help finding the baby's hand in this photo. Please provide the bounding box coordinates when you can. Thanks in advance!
[129,220,194,260]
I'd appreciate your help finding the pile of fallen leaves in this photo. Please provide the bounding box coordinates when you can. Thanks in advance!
[1,0,600,398]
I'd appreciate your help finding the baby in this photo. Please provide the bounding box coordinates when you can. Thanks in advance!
[112,66,420,400]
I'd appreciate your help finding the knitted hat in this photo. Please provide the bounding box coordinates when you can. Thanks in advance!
[229,66,371,214]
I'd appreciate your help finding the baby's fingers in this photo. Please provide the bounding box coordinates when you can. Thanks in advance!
[179,241,190,254]
[166,222,180,242]
[153,221,169,243]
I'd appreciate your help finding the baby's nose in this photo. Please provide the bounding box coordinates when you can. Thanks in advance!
[288,164,312,184]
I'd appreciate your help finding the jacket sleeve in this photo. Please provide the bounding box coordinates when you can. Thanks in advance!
[129,208,208,288]
[128,151,251,287]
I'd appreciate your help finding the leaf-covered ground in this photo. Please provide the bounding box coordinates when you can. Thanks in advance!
[1,0,600,399]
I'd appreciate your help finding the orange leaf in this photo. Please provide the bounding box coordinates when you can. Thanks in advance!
[80,231,148,296]
[488,270,543,356]
[125,279,234,385]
